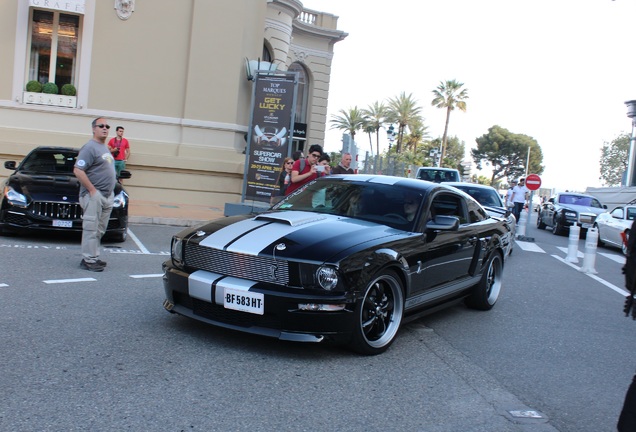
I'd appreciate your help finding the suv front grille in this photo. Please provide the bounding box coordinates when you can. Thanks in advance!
[30,201,82,220]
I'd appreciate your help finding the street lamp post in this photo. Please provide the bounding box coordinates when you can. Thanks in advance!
[625,100,636,187]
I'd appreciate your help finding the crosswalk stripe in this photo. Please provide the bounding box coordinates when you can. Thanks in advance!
[515,241,546,253]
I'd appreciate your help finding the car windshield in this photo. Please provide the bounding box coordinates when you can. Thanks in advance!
[451,185,503,207]
[272,178,423,231]
[19,150,77,174]
[558,194,603,208]
[417,169,459,183]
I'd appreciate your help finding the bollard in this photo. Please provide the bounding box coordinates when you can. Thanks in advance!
[566,224,580,263]
[579,227,598,274]
[516,209,527,238]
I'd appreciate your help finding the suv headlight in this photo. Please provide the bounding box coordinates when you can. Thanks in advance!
[564,211,577,218]
[113,191,128,208]
[4,186,27,207]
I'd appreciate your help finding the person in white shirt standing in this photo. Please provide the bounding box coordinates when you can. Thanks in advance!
[511,178,528,223]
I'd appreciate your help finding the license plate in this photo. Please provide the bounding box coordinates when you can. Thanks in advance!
[52,219,72,228]
[224,287,264,315]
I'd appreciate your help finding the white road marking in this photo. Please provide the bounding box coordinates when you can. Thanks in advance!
[551,255,628,296]
[44,278,96,284]
[515,241,546,253]
[0,283,8,287]
[109,249,169,255]
[126,228,150,254]
[129,274,163,279]
[556,247,625,264]
[598,252,626,265]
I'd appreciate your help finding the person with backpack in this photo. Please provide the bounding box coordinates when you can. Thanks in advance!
[285,144,322,196]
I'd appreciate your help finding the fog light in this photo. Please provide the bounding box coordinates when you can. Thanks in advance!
[298,303,345,311]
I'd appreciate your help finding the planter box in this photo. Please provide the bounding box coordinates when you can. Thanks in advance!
[23,91,77,108]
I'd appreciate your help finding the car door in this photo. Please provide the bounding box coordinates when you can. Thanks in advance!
[607,207,626,246]
[408,192,480,302]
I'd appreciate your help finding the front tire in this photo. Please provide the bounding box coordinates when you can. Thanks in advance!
[465,252,503,311]
[350,270,404,355]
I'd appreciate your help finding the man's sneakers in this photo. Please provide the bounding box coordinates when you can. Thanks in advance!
[80,259,106,272]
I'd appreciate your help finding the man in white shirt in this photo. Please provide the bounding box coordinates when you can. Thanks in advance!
[511,178,528,223]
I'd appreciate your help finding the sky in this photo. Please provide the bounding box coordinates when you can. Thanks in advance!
[300,0,636,192]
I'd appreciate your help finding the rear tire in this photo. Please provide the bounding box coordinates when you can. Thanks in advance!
[537,214,546,229]
[465,252,503,311]
[552,218,564,236]
[594,224,605,247]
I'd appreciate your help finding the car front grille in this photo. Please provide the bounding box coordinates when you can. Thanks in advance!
[579,213,597,225]
[184,243,290,286]
[30,201,82,220]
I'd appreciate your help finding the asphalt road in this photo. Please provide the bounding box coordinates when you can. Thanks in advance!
[0,217,632,432]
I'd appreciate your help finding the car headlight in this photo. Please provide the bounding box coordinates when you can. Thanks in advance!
[3,186,27,207]
[564,211,577,218]
[316,266,339,291]
[113,191,128,208]
[171,236,184,266]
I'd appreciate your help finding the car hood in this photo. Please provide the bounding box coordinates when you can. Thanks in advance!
[8,172,80,202]
[183,210,410,263]
[559,204,605,215]
[7,172,124,202]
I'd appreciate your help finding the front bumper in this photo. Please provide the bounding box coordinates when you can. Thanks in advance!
[162,260,357,344]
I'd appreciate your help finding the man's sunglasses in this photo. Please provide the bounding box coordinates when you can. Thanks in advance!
[95,124,110,129]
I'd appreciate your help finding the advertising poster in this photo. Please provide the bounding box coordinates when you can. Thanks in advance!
[244,73,297,203]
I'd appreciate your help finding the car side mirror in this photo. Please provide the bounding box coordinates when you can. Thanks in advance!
[603,205,607,209]
[4,161,16,170]
[118,170,132,180]
[426,215,460,231]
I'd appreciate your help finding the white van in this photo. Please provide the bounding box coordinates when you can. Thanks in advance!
[415,167,461,183]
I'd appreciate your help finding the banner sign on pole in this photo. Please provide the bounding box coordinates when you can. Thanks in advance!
[243,72,297,203]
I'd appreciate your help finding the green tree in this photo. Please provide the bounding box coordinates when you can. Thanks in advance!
[386,92,422,154]
[471,125,544,184]
[431,79,468,165]
[330,106,365,143]
[403,117,429,154]
[600,133,629,186]
[362,101,387,156]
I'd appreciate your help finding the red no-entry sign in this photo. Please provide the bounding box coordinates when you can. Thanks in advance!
[526,174,542,191]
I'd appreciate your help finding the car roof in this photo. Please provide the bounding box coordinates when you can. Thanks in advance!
[443,182,497,191]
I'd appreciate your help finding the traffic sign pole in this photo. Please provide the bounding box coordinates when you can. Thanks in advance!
[518,174,542,242]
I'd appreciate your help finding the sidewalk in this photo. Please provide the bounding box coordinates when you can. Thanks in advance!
[128,199,225,227]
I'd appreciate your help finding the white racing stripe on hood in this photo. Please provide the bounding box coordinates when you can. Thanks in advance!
[199,218,270,249]
[226,211,330,254]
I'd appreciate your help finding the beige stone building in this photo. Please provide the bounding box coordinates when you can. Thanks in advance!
[0,0,346,209]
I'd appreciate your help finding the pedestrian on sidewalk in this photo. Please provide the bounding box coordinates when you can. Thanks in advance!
[73,117,117,272]
[108,126,130,180]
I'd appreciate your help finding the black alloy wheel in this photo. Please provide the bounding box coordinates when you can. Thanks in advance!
[465,252,503,310]
[350,270,404,355]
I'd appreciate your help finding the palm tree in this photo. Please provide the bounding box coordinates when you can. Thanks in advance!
[329,106,366,143]
[431,79,468,165]
[386,92,422,154]
[403,117,429,153]
[361,101,387,156]
[363,124,375,156]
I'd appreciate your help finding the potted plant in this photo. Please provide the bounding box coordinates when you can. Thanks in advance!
[25,80,42,92]
[42,82,58,94]
[61,84,76,96]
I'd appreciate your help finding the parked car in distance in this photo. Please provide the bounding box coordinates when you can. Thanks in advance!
[415,167,461,183]
[163,175,512,355]
[444,182,516,255]
[536,192,606,236]
[1,146,130,241]
[594,205,636,255]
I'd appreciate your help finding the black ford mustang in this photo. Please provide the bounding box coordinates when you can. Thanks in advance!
[163,175,512,354]
[1,146,129,241]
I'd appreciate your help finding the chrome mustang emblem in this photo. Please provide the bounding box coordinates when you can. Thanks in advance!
[269,263,279,281]
[275,243,286,251]
[63,196,68,201]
